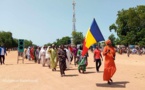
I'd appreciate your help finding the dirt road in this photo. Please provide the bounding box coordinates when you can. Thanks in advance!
[0,51,145,90]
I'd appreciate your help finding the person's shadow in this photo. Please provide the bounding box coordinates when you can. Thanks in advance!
[64,74,78,77]
[84,71,96,74]
[96,81,129,88]
[87,67,95,69]
[5,64,13,65]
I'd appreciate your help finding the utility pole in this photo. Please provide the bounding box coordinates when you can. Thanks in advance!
[71,0,76,45]
[72,0,76,32]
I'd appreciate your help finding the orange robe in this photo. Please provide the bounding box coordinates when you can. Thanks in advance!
[103,46,116,81]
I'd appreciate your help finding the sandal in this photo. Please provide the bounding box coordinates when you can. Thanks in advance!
[107,81,111,85]
[109,79,113,82]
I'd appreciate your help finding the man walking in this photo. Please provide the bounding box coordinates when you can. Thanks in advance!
[0,45,7,65]
[94,46,103,72]
[57,45,67,77]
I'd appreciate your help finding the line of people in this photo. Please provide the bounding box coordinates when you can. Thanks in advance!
[25,44,83,77]
[24,39,116,84]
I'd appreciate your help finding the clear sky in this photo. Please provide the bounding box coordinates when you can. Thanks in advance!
[0,0,145,46]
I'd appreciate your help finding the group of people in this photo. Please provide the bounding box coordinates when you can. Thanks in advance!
[24,44,84,77]
[93,39,116,84]
[117,46,145,56]
[0,39,116,85]
[24,39,116,85]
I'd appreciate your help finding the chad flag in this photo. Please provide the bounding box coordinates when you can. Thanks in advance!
[82,18,105,56]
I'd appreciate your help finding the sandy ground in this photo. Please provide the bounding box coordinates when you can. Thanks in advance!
[0,51,145,90]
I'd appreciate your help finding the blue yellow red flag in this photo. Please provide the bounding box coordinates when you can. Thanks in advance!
[82,18,105,56]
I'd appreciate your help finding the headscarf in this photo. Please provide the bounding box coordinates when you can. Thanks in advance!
[45,46,50,59]
[39,46,46,59]
[105,39,111,45]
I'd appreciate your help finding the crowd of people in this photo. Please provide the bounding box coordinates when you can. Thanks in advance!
[24,44,88,77]
[117,46,145,56]
[1,39,117,85]
[23,39,116,84]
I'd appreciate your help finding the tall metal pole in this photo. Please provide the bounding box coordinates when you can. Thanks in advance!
[72,0,76,31]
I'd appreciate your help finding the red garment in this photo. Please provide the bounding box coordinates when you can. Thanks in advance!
[103,46,116,81]
[30,47,35,60]
[94,49,101,59]
[69,46,73,53]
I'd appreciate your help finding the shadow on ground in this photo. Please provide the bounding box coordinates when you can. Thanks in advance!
[64,74,79,77]
[96,81,130,88]
[5,64,14,65]
[84,71,96,74]
[87,67,95,69]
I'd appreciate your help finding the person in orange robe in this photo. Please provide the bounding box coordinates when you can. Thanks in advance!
[103,39,116,84]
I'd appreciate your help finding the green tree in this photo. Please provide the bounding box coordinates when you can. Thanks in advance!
[115,38,120,45]
[108,34,116,47]
[24,40,33,48]
[109,5,145,46]
[12,38,18,48]
[0,31,13,48]
[45,43,52,46]
[52,36,71,46]
[72,31,84,45]
[60,36,71,45]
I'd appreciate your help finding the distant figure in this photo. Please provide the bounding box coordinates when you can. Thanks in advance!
[65,46,72,69]
[68,45,73,63]
[30,46,35,60]
[45,46,51,68]
[143,48,145,54]
[0,45,7,65]
[24,48,27,59]
[72,46,78,66]
[35,46,40,63]
[127,47,130,57]
[119,48,122,54]
[94,46,103,72]
[26,47,31,60]
[76,46,82,65]
[103,39,116,84]
[39,46,46,66]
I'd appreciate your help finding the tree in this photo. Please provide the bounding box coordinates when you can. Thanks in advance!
[24,40,33,48]
[45,43,52,46]
[109,5,145,46]
[0,31,13,48]
[72,31,84,45]
[108,34,116,47]
[12,38,18,48]
[52,36,71,46]
[0,31,38,49]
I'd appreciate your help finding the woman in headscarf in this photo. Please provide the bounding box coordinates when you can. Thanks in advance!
[64,46,72,69]
[103,39,116,84]
[45,46,51,68]
[35,46,40,63]
[49,45,57,71]
[39,46,46,66]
